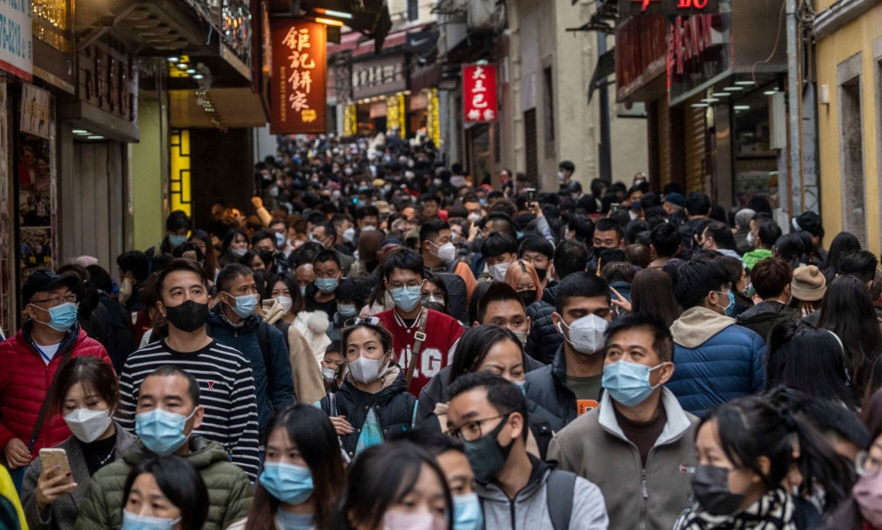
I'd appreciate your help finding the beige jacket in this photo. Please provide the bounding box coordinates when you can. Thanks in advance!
[262,300,326,405]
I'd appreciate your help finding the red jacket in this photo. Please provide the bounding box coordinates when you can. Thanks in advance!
[0,324,111,458]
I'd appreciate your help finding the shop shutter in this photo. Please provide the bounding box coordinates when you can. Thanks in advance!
[684,98,706,193]
[524,109,538,182]
[657,98,671,189]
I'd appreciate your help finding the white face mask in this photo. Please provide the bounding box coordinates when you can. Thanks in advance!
[557,170,566,181]
[64,408,113,444]
[348,355,388,384]
[322,367,338,383]
[558,314,609,354]
[746,233,756,247]
[468,213,482,224]
[276,296,293,314]
[431,241,456,263]
[343,227,356,244]
[361,225,376,233]
[489,261,511,282]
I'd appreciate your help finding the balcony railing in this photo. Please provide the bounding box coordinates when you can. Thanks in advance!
[185,0,252,68]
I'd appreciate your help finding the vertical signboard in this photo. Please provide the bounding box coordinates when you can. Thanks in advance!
[463,64,497,122]
[0,0,32,80]
[270,19,327,134]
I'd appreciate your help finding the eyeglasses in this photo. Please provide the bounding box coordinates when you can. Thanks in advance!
[388,281,422,290]
[449,413,510,442]
[856,450,882,479]
[31,294,77,306]
[344,316,382,328]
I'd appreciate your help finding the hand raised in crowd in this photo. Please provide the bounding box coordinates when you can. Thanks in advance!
[35,464,77,509]
[4,438,32,468]
[610,286,632,314]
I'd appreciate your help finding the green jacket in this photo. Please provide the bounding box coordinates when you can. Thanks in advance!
[74,436,252,530]
[741,248,772,271]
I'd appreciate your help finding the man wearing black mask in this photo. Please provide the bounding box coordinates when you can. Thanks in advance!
[117,259,261,480]
[446,372,608,529]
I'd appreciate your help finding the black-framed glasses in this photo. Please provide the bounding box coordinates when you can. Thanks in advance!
[449,413,510,442]
[344,316,382,328]
[31,294,77,306]
[856,450,882,479]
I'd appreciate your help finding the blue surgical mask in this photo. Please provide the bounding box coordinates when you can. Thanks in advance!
[602,361,665,407]
[726,291,736,317]
[33,302,78,332]
[337,304,358,319]
[512,380,526,395]
[168,234,188,248]
[135,408,196,456]
[274,232,287,248]
[315,278,339,293]
[121,511,181,530]
[259,462,315,505]
[453,492,484,530]
[300,286,307,297]
[390,286,422,312]
[224,293,258,319]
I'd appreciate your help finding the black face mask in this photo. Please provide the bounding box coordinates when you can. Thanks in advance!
[535,267,547,282]
[518,290,538,308]
[463,414,514,484]
[165,300,210,332]
[691,465,745,516]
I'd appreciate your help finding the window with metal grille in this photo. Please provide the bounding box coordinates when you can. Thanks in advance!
[407,0,419,21]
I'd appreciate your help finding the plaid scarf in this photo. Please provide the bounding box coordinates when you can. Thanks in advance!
[674,488,797,530]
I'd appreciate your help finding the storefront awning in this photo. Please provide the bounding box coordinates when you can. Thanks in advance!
[168,88,269,129]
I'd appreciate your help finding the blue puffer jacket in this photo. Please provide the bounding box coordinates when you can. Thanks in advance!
[667,307,766,416]
[209,308,296,433]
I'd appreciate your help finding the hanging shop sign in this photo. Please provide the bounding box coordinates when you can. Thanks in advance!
[0,0,32,80]
[463,64,497,122]
[386,93,406,136]
[270,19,327,134]
[618,0,719,16]
[21,84,51,139]
[352,55,406,101]
[79,44,139,123]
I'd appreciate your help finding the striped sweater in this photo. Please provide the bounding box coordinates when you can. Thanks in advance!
[118,339,261,480]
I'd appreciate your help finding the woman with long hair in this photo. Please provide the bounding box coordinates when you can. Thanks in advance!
[818,275,882,401]
[21,357,136,530]
[631,268,681,328]
[823,232,861,283]
[673,395,853,530]
[234,405,345,530]
[422,272,451,316]
[189,229,220,281]
[767,320,858,410]
[121,456,209,530]
[218,228,250,268]
[338,441,453,530]
[503,260,543,308]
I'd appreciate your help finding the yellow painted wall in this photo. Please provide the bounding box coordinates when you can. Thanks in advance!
[815,4,882,255]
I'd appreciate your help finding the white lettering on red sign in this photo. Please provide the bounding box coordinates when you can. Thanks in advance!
[463,64,498,123]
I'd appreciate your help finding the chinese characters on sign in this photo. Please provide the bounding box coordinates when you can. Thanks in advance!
[463,64,497,123]
[617,0,718,15]
[270,19,326,134]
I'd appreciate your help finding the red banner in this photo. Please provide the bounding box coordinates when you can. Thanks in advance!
[463,64,497,123]
[270,19,327,134]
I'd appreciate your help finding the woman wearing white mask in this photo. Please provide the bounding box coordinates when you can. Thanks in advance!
[120,456,208,530]
[230,404,345,530]
[318,319,417,461]
[21,356,137,530]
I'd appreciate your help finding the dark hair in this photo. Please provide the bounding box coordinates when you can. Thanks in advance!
[49,356,118,418]
[604,313,674,363]
[700,394,852,513]
[270,272,304,315]
[313,249,342,271]
[85,265,113,295]
[594,218,623,241]
[447,372,529,441]
[155,259,207,301]
[684,192,711,217]
[468,282,492,327]
[387,429,465,458]
[337,278,372,308]
[649,222,680,258]
[862,389,882,444]
[600,262,635,285]
[867,358,882,403]
[117,251,150,281]
[750,258,792,300]
[382,248,424,279]
[477,282,526,324]
[216,263,254,293]
[758,219,782,249]
[482,233,518,259]
[798,398,870,452]
[704,221,736,251]
[221,228,250,254]
[341,321,394,360]
[246,405,345,530]
[420,219,450,245]
[767,320,858,410]
[143,365,200,407]
[819,275,882,398]
[251,230,276,250]
[553,239,589,280]
[166,211,192,233]
[554,272,610,314]
[671,258,730,310]
[837,250,879,284]
[631,269,681,328]
[773,233,805,269]
[423,272,451,314]
[567,217,596,244]
[449,325,523,385]
[518,236,554,261]
[340,441,453,530]
[824,232,862,282]
[123,456,208,529]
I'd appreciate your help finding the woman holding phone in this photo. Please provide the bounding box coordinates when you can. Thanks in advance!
[21,356,136,530]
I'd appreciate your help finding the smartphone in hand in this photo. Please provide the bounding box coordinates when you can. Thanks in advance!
[39,448,73,485]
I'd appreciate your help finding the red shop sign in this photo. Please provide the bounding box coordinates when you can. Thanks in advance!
[463,64,497,123]
[618,0,719,16]
[270,19,327,134]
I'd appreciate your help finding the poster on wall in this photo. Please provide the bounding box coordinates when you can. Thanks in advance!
[20,85,51,139]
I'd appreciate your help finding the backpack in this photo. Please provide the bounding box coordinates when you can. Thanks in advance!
[546,470,577,530]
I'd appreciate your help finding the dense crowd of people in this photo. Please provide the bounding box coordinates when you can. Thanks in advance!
[0,131,881,530]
